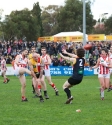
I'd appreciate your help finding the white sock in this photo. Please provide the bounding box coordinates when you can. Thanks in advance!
[100,88,104,98]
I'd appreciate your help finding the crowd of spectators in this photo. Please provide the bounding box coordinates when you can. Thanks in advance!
[0,40,112,67]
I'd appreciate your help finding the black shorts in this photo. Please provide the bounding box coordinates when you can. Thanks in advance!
[34,71,45,78]
[68,77,82,85]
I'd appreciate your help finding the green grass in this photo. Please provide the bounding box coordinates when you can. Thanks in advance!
[7,64,12,67]
[0,75,112,125]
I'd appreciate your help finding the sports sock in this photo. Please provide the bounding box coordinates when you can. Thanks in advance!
[64,88,71,99]
[100,88,104,98]
[38,85,41,92]
[22,96,26,100]
[3,79,7,83]
[32,84,35,92]
[51,83,58,91]
[44,91,47,96]
[39,95,43,99]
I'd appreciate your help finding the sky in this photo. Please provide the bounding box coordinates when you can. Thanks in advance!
[0,0,112,20]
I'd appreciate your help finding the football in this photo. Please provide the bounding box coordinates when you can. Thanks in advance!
[84,44,92,50]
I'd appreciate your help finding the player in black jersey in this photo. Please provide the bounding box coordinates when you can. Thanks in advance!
[59,48,85,104]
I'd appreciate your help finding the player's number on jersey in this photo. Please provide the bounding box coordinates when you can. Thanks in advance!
[79,59,83,66]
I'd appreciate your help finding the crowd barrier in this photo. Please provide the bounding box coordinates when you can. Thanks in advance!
[0,66,98,76]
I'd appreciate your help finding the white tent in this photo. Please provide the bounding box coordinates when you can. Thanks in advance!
[53,31,88,42]
[53,31,88,37]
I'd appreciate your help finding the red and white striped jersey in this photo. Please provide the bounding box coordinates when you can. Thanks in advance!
[99,56,110,74]
[41,54,50,70]
[1,59,7,70]
[13,54,27,69]
[109,52,112,62]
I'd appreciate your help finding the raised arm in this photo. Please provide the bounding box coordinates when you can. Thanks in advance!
[59,53,75,63]
[62,49,77,58]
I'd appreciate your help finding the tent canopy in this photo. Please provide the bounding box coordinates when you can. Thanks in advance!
[53,31,88,37]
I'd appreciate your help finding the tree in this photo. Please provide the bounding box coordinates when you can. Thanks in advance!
[0,9,4,39]
[1,9,36,40]
[1,7,43,41]
[32,2,43,37]
[41,5,63,36]
[1,2,43,41]
[57,0,94,33]
[105,15,112,34]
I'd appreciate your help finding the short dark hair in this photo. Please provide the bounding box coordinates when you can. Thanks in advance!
[101,48,108,54]
[77,48,85,58]
[20,49,28,53]
[41,47,46,50]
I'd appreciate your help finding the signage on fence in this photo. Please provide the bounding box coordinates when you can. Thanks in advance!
[50,66,94,76]
[94,68,99,74]
[106,35,112,41]
[0,66,94,76]
[69,36,83,42]
[38,36,53,42]
[54,36,69,42]
[88,34,105,41]
[0,67,14,75]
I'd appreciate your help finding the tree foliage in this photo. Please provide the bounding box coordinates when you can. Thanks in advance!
[41,5,63,36]
[32,2,43,37]
[57,0,94,33]
[105,15,112,34]
[0,0,96,40]
[1,2,43,41]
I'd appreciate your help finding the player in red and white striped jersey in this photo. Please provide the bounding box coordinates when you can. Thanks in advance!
[12,49,35,102]
[0,56,10,83]
[107,46,112,91]
[92,48,111,100]
[41,47,59,96]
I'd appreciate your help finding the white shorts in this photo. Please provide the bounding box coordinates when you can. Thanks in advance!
[44,69,51,77]
[14,67,20,76]
[98,73,110,78]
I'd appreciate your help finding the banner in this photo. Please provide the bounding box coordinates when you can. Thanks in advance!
[0,67,14,75]
[94,68,99,74]
[0,66,95,76]
[69,36,83,42]
[54,37,70,42]
[50,66,94,76]
[88,34,105,41]
[38,36,53,42]
[106,35,112,41]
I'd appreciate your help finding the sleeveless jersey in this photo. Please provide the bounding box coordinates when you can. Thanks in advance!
[30,57,41,73]
[72,58,85,80]
[28,53,33,60]
[109,53,112,62]
[13,54,27,69]
[37,57,41,72]
[99,56,110,74]
[41,54,50,70]
[1,59,7,70]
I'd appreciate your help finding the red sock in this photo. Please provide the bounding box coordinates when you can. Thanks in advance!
[51,83,58,92]
[51,83,55,88]
[38,85,41,89]
[4,79,6,82]
[22,96,26,99]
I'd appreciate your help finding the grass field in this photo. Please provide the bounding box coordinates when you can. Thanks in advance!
[0,75,112,125]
